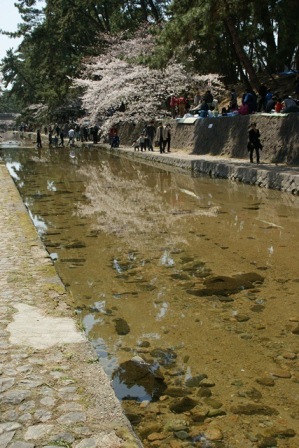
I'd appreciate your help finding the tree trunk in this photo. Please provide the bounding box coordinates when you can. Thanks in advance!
[256,3,277,73]
[140,0,148,21]
[147,0,161,22]
[224,14,261,91]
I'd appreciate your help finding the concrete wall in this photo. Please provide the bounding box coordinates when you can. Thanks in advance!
[117,114,299,165]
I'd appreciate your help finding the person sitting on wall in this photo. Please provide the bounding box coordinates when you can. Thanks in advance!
[193,90,201,108]
[169,95,177,118]
[238,103,249,115]
[265,95,276,113]
[265,89,273,103]
[221,107,228,116]
[230,88,238,110]
[257,83,268,111]
[275,98,283,113]
[242,89,257,114]
[199,99,209,117]
[281,95,299,113]
[211,99,219,113]
[203,90,214,108]
[177,96,187,118]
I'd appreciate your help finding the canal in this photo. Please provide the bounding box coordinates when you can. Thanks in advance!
[3,145,299,447]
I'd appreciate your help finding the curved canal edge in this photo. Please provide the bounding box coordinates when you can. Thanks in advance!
[0,162,142,448]
[100,144,299,195]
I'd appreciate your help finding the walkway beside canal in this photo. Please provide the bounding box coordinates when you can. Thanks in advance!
[0,162,141,448]
[103,144,299,195]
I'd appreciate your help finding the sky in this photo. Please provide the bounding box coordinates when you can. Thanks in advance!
[0,0,23,61]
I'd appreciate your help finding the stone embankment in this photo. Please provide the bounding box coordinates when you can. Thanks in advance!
[117,114,299,165]
[102,145,299,195]
[0,162,142,448]
[7,114,299,194]
[107,113,299,194]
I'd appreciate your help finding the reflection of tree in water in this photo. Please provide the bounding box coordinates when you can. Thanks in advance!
[77,162,219,248]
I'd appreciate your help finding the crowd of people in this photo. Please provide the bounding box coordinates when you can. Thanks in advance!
[167,76,299,120]
[131,121,171,154]
[29,75,299,166]
[237,82,299,115]
[35,122,102,149]
[167,89,218,119]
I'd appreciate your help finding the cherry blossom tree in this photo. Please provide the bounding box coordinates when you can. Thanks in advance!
[73,29,225,131]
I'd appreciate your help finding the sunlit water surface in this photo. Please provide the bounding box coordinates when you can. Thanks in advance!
[4,146,299,447]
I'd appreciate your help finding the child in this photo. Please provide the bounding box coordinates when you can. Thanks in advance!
[132,140,140,151]
[139,133,145,151]
[110,134,120,148]
[53,135,58,147]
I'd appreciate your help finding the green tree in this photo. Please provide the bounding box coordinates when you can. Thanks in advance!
[1,0,170,119]
[0,90,22,113]
[152,0,299,89]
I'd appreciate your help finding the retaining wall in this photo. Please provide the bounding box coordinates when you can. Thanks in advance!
[116,114,299,165]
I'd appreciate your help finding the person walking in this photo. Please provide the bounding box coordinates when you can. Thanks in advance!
[48,128,53,147]
[156,123,167,154]
[58,130,64,147]
[145,121,156,151]
[247,122,263,164]
[165,123,171,152]
[93,125,99,144]
[36,129,42,148]
[68,127,75,146]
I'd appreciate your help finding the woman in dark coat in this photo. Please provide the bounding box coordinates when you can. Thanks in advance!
[36,129,42,148]
[247,123,262,164]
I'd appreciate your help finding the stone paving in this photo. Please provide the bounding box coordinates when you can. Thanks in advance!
[0,162,142,448]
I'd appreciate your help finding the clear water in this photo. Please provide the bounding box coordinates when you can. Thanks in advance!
[3,146,299,447]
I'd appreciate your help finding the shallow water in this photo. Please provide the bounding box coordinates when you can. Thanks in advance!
[4,146,299,447]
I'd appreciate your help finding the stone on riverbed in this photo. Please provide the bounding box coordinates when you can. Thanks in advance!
[150,347,177,367]
[187,272,264,297]
[256,377,275,387]
[185,373,207,387]
[231,403,278,415]
[169,396,198,413]
[113,318,130,335]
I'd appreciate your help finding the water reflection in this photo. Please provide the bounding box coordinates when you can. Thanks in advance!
[27,209,48,235]
[6,162,22,181]
[3,146,299,447]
